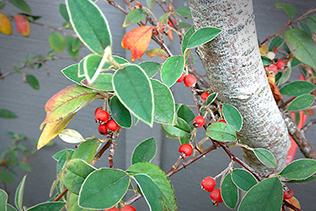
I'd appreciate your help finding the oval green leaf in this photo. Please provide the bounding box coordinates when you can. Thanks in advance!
[132,137,157,165]
[9,0,31,13]
[15,175,26,211]
[0,189,7,211]
[221,173,238,209]
[274,3,296,19]
[280,81,316,96]
[206,93,218,105]
[79,168,130,209]
[177,104,195,128]
[0,109,17,119]
[187,27,221,49]
[181,25,195,54]
[287,94,315,112]
[231,169,257,191]
[268,36,284,51]
[222,104,243,131]
[0,170,14,183]
[25,74,39,90]
[162,117,191,138]
[176,6,191,19]
[298,21,312,37]
[139,61,161,78]
[81,73,113,91]
[123,8,147,27]
[49,32,65,53]
[253,148,277,168]
[284,29,316,69]
[151,79,176,125]
[27,202,66,211]
[161,55,185,87]
[84,54,103,83]
[113,65,153,126]
[109,95,132,128]
[279,158,316,180]
[206,122,236,142]
[66,0,111,55]
[307,15,316,34]
[59,3,69,22]
[62,64,85,85]
[65,36,79,60]
[71,138,98,163]
[238,177,283,211]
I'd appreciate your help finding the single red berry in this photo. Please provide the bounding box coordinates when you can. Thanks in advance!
[177,73,185,82]
[267,64,278,74]
[153,27,158,36]
[184,74,196,87]
[219,119,227,123]
[179,143,193,157]
[106,120,118,132]
[120,205,136,211]
[193,116,205,128]
[95,108,109,123]
[201,176,216,192]
[95,107,102,114]
[2,161,6,166]
[201,92,210,101]
[167,19,176,28]
[98,124,108,135]
[134,2,142,9]
[103,207,119,211]
[210,188,223,203]
[22,157,28,163]
[283,188,294,199]
[276,59,286,70]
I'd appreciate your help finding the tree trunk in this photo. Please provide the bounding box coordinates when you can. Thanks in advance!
[189,0,291,175]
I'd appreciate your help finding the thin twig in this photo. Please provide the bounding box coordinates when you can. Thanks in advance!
[31,22,77,37]
[302,119,316,133]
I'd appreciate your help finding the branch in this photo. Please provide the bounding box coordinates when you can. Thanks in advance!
[302,119,316,133]
[30,22,77,37]
[283,113,316,159]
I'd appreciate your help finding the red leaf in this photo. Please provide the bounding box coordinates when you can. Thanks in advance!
[121,26,153,62]
[13,14,30,37]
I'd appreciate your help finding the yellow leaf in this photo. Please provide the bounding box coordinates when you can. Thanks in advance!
[0,12,12,35]
[121,26,153,62]
[146,48,168,59]
[286,196,301,211]
[37,113,75,150]
[13,14,30,37]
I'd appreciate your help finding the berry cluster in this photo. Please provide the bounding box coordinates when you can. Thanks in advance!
[95,107,118,135]
[104,205,136,211]
[267,59,286,74]
[176,72,197,88]
[201,176,223,204]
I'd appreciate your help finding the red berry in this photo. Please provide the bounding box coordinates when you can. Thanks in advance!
[167,19,176,28]
[201,176,216,192]
[177,73,185,82]
[219,119,227,123]
[153,28,158,36]
[267,64,278,74]
[98,124,108,135]
[120,205,136,211]
[106,120,118,132]
[103,207,119,211]
[201,92,210,101]
[179,143,193,157]
[95,107,102,114]
[184,74,196,87]
[193,116,205,128]
[134,2,142,9]
[210,189,223,203]
[276,59,286,70]
[95,108,109,123]
[283,188,294,199]
[2,161,6,166]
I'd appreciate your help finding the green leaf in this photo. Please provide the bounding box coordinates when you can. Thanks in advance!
[26,202,66,211]
[7,204,17,211]
[9,0,31,13]
[66,0,111,55]
[161,56,185,87]
[231,169,257,191]
[268,36,284,51]
[206,122,236,142]
[221,173,238,209]
[279,158,316,180]
[139,61,161,78]
[127,162,177,211]
[15,175,26,210]
[284,29,316,69]
[0,170,14,183]
[277,63,291,86]
[53,148,74,161]
[287,94,315,111]
[19,161,31,172]
[123,9,147,27]
[25,74,39,90]
[178,22,191,29]
[151,79,176,125]
[307,15,316,34]
[109,95,132,128]
[72,37,82,52]
[49,32,65,53]
[56,149,74,175]
[162,117,191,138]
[81,73,113,91]
[71,138,98,163]
[284,175,316,184]
[62,64,85,85]
[181,26,195,54]
[222,104,243,131]
[187,27,221,49]
[280,81,316,96]
[58,128,84,144]
[0,189,8,211]
[0,109,17,119]
[206,93,218,106]
[177,104,195,128]
[298,21,312,37]
[253,148,277,168]
[113,65,154,126]
[59,3,69,22]
[133,174,164,211]
[79,168,130,209]
[291,56,302,67]
[65,36,79,60]
[274,3,296,19]
[146,0,155,8]
[176,6,191,19]
[132,137,157,165]
[238,177,283,211]
[83,54,103,83]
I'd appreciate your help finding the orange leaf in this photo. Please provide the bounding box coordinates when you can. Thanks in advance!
[167,28,173,42]
[286,196,301,211]
[122,26,153,62]
[13,14,30,37]
[146,48,168,59]
[0,12,12,35]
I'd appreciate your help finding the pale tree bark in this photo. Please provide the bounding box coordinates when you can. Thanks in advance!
[189,0,291,175]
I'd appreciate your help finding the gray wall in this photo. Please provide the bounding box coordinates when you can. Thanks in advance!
[0,0,315,210]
